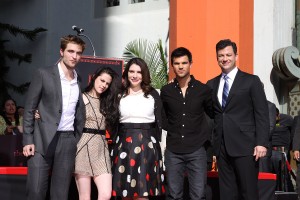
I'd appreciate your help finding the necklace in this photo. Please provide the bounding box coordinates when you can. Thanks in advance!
[129,89,143,95]
[87,91,100,99]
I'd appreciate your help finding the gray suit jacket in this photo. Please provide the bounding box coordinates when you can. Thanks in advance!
[23,65,85,155]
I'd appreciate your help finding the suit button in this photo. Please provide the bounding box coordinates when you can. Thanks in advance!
[56,123,59,126]
[59,110,62,113]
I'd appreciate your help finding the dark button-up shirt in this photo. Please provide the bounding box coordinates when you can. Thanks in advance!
[272,113,293,149]
[160,75,213,153]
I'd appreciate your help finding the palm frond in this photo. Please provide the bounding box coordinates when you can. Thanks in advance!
[0,22,46,103]
[0,23,47,41]
[4,81,30,94]
[5,50,32,64]
[0,40,10,45]
[0,64,9,75]
[123,38,169,89]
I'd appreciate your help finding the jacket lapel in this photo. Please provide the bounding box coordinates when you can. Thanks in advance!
[52,65,63,107]
[224,69,243,107]
[214,74,222,110]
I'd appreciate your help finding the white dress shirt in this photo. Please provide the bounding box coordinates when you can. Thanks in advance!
[217,67,238,106]
[57,63,79,131]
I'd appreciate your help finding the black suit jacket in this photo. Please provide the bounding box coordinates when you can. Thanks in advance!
[266,101,276,156]
[23,65,85,155]
[207,69,269,157]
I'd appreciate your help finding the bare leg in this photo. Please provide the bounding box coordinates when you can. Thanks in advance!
[75,174,91,200]
[94,173,112,200]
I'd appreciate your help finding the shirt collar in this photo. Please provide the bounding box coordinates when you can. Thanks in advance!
[174,75,196,87]
[58,62,78,80]
[222,67,238,80]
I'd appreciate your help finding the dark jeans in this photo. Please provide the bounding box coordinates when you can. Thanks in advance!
[165,147,207,200]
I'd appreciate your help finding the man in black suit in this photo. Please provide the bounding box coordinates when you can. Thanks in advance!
[207,39,269,200]
[22,35,86,200]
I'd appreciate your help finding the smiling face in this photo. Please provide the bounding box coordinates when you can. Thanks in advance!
[127,63,142,89]
[216,45,238,74]
[172,55,191,79]
[92,72,112,95]
[4,100,16,116]
[60,42,83,70]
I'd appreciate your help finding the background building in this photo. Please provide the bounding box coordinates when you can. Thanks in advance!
[0,0,299,116]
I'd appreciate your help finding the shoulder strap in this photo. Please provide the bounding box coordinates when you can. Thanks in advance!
[82,92,91,105]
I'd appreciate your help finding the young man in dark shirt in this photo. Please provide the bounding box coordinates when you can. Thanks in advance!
[161,47,213,200]
[271,108,294,191]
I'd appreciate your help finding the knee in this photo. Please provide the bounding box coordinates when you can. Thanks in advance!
[98,191,111,200]
[78,194,91,200]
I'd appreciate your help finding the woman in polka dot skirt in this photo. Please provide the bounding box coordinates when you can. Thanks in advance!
[111,58,165,200]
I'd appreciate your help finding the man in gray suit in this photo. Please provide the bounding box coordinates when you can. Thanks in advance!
[22,35,86,200]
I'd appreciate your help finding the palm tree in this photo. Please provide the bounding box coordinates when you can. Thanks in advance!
[0,22,47,106]
[122,38,168,89]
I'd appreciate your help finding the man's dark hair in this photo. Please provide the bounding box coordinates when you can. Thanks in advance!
[60,35,86,52]
[216,39,237,55]
[276,107,279,115]
[171,47,192,64]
